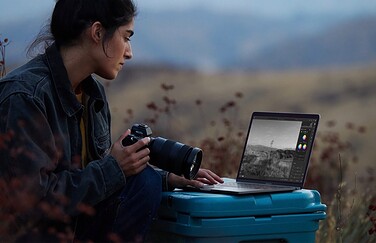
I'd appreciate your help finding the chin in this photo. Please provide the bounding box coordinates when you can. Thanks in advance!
[97,72,118,80]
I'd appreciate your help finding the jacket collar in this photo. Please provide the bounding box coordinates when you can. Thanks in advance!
[45,43,105,116]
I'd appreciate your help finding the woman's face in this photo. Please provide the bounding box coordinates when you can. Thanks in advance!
[95,19,134,80]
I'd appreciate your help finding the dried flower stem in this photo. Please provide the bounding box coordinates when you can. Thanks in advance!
[0,35,10,78]
[336,153,344,242]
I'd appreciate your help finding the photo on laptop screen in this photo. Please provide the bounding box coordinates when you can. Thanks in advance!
[239,119,303,181]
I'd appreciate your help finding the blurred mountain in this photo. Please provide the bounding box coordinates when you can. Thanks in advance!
[2,9,376,71]
[238,16,376,70]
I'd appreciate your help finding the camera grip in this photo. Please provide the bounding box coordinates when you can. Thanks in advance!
[122,135,138,147]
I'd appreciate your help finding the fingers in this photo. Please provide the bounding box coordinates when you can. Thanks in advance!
[170,173,205,188]
[116,129,131,143]
[115,129,150,150]
[187,179,205,188]
[195,169,224,184]
[125,156,149,175]
[134,137,150,151]
[168,168,224,189]
[111,130,151,177]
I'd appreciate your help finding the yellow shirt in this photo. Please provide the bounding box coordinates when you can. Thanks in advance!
[76,92,88,168]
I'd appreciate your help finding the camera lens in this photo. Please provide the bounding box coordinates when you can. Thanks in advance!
[149,137,202,179]
[121,124,203,180]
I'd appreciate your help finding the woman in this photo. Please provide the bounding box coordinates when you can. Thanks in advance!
[0,0,223,241]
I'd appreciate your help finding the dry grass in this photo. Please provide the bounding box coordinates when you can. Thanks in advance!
[108,64,376,172]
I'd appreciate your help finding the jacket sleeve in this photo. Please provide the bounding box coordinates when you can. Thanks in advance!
[0,93,126,217]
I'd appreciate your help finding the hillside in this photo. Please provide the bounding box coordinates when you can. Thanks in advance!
[130,11,376,71]
[2,10,376,71]
[240,16,376,70]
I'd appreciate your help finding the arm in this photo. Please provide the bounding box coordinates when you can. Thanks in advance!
[0,93,125,216]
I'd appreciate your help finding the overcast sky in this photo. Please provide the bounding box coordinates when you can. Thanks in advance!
[247,119,302,150]
[138,0,376,16]
[1,0,376,24]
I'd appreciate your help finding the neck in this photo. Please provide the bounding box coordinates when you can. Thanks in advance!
[60,44,94,92]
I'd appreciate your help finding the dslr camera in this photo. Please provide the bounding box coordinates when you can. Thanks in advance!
[122,124,202,180]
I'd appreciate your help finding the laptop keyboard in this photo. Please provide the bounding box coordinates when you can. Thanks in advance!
[222,181,284,189]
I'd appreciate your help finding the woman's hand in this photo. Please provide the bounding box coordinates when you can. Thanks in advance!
[111,129,150,177]
[168,168,224,189]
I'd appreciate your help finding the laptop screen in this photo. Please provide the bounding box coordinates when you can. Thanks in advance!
[237,112,319,187]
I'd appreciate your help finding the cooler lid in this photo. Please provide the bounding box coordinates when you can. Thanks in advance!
[158,189,326,218]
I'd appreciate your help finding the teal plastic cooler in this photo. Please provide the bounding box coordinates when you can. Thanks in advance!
[149,189,326,243]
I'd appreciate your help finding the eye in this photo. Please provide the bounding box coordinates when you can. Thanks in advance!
[124,36,131,42]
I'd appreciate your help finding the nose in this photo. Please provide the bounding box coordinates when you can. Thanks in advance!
[124,43,133,60]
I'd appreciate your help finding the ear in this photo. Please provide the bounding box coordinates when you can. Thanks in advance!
[90,21,104,44]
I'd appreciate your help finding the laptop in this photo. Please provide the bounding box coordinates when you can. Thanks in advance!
[185,111,320,194]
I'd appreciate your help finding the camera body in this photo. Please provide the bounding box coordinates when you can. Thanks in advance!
[122,124,202,180]
[122,123,153,146]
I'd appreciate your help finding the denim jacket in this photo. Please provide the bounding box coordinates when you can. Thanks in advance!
[0,44,167,217]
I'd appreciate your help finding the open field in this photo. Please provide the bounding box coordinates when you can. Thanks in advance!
[107,64,376,178]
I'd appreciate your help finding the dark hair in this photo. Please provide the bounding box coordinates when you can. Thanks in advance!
[28,0,137,56]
